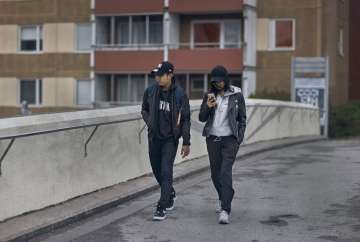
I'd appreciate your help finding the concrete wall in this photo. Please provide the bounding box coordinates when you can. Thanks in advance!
[0,100,320,221]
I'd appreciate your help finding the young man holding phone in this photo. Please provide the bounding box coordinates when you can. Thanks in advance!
[142,61,191,221]
[199,65,246,224]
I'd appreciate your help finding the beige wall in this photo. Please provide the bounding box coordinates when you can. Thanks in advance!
[43,23,76,53]
[0,0,91,25]
[256,19,269,51]
[0,78,17,105]
[0,23,78,53]
[42,77,76,107]
[0,25,17,53]
[0,77,76,107]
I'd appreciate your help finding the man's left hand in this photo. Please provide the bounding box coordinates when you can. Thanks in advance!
[181,145,190,158]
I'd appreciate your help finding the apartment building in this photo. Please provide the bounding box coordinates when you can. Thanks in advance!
[0,0,92,113]
[93,0,256,106]
[256,0,350,106]
[349,0,360,100]
[1,0,355,112]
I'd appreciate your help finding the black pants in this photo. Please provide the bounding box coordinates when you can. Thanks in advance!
[206,135,240,214]
[149,137,178,209]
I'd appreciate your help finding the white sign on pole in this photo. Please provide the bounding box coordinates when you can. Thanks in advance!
[291,57,329,136]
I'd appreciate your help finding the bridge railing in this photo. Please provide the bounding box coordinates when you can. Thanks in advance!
[0,99,320,222]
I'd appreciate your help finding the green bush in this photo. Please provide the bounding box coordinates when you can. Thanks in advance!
[329,101,360,138]
[249,89,291,101]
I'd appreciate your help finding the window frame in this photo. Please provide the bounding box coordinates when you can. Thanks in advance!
[76,79,93,106]
[76,23,93,53]
[190,74,206,92]
[268,18,296,51]
[110,14,164,50]
[338,28,344,57]
[18,25,43,53]
[18,79,42,106]
[190,19,242,49]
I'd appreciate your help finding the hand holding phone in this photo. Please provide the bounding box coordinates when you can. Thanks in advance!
[207,93,217,108]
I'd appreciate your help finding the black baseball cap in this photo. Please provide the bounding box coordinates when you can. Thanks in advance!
[150,61,174,76]
[210,65,228,82]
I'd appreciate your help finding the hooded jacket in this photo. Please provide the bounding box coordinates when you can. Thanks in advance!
[141,81,191,146]
[198,85,246,144]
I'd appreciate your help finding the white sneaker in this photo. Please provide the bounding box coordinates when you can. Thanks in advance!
[216,200,222,213]
[218,210,230,224]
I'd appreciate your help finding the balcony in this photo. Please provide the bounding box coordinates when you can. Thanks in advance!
[95,0,163,15]
[95,50,163,73]
[169,0,243,14]
[169,48,243,73]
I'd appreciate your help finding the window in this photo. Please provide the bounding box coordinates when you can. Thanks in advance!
[269,19,295,50]
[20,26,43,52]
[116,17,130,45]
[77,80,92,105]
[131,75,146,103]
[194,23,220,48]
[190,74,205,92]
[339,29,344,57]
[76,23,92,51]
[20,79,42,105]
[224,21,242,48]
[112,15,163,48]
[149,15,163,46]
[115,74,146,105]
[132,16,146,45]
[116,75,130,103]
[192,20,242,49]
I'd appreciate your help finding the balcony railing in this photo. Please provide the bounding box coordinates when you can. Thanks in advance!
[94,42,245,51]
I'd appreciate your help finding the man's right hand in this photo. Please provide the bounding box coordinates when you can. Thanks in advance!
[207,96,217,108]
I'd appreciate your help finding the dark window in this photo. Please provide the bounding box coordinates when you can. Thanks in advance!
[20,80,42,105]
[194,23,220,48]
[275,20,293,48]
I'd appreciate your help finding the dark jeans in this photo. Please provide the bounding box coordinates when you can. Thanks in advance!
[149,137,178,209]
[206,135,240,214]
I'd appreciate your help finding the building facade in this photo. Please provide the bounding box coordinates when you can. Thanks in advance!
[93,0,255,107]
[0,0,356,113]
[349,0,360,100]
[0,0,92,112]
[256,0,350,106]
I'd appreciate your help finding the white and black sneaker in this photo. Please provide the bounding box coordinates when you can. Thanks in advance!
[218,210,230,224]
[153,205,166,221]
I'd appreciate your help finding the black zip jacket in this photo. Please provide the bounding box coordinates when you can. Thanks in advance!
[141,82,191,146]
[198,86,246,144]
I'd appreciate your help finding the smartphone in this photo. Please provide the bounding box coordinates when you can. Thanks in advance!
[208,93,216,103]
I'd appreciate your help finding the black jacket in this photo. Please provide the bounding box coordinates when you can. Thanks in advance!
[198,86,246,144]
[141,82,191,146]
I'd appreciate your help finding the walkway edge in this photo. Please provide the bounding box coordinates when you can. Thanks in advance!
[0,135,324,242]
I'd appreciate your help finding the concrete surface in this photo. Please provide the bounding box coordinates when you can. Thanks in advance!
[27,138,360,242]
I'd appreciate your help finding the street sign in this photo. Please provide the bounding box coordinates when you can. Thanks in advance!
[291,57,329,136]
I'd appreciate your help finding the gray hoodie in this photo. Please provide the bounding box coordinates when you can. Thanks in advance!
[209,86,242,137]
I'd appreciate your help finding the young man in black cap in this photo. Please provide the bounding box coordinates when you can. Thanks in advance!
[142,61,191,221]
[199,65,246,224]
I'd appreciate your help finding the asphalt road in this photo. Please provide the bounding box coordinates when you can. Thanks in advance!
[29,139,360,242]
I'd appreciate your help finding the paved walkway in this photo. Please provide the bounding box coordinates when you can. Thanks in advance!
[28,139,360,242]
